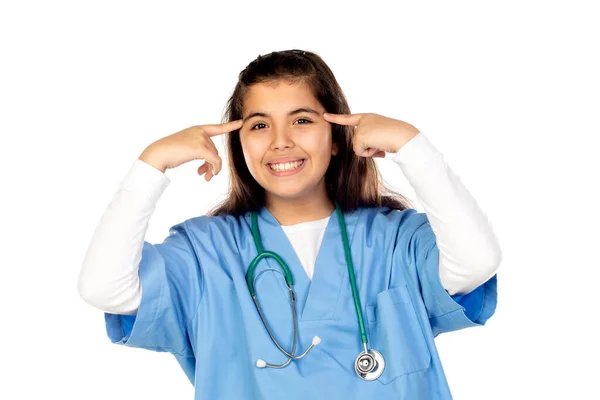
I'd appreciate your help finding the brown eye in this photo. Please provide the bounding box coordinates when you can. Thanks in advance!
[296,118,312,125]
[251,122,266,130]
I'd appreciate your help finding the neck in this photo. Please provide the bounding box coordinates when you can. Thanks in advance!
[265,189,335,226]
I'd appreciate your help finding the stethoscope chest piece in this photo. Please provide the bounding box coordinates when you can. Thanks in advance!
[354,349,385,381]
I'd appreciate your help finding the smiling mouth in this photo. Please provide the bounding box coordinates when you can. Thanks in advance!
[268,159,305,172]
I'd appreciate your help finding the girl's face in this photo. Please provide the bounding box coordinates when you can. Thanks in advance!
[239,80,338,204]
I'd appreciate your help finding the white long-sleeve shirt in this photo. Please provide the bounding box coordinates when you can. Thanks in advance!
[78,132,502,316]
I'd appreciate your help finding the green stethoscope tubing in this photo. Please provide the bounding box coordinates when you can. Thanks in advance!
[246,200,385,379]
[245,200,369,348]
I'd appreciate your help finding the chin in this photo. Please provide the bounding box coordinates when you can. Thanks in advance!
[264,183,314,201]
[269,188,307,200]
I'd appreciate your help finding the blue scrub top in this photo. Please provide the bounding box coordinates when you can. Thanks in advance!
[105,206,497,399]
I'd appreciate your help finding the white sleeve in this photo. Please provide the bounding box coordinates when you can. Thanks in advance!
[77,159,171,315]
[391,132,502,296]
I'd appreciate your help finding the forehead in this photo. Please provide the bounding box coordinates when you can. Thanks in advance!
[243,80,320,113]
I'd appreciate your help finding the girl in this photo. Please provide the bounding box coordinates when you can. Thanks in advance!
[78,49,501,399]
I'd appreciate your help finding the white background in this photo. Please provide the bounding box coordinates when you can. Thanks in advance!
[1,1,598,398]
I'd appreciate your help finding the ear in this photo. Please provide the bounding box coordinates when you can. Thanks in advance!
[331,142,339,156]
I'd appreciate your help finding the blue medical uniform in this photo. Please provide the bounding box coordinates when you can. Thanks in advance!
[105,206,497,399]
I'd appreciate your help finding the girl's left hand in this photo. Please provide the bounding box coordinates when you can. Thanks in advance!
[322,112,420,158]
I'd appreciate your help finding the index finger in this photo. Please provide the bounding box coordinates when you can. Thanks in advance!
[322,112,364,126]
[203,119,244,136]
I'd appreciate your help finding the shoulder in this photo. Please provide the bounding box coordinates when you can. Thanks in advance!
[173,213,246,234]
[166,213,250,244]
[358,206,426,226]
[358,206,434,240]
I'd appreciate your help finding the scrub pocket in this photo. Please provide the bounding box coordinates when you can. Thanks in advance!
[367,285,431,384]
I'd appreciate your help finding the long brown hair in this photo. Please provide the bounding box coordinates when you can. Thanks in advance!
[207,49,413,217]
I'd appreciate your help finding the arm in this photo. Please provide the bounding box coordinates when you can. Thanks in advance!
[391,132,502,295]
[77,159,170,314]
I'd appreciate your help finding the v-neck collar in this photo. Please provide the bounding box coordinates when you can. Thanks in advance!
[251,205,362,322]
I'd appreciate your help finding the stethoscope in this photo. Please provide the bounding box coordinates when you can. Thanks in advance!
[245,200,385,381]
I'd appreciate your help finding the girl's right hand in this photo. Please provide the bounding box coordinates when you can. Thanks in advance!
[138,119,243,181]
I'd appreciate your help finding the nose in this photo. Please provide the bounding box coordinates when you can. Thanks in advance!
[270,124,294,151]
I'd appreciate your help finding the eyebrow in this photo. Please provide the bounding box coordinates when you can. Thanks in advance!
[242,107,321,124]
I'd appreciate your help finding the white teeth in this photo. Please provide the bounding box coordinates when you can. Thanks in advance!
[269,160,304,172]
